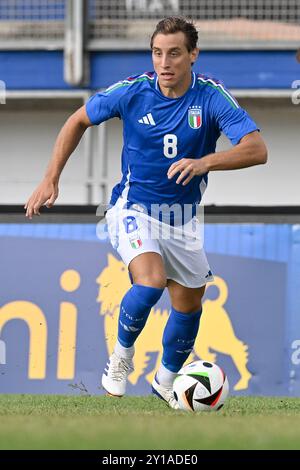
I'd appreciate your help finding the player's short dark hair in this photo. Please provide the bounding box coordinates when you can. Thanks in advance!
[150,16,198,52]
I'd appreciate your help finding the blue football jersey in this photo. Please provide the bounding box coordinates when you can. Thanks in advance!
[86,71,258,216]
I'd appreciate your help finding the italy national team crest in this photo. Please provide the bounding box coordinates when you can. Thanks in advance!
[130,238,142,249]
[188,107,202,129]
[129,233,143,249]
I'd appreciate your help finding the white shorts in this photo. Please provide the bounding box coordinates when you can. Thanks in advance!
[105,198,213,288]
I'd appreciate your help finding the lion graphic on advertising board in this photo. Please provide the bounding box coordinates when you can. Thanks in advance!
[96,254,252,390]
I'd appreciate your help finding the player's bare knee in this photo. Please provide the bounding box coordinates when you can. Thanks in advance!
[172,302,202,314]
[135,274,167,289]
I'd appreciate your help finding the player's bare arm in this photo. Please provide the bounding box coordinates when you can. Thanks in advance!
[24,105,92,219]
[167,130,268,186]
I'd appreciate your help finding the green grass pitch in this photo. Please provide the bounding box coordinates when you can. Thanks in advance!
[0,395,300,450]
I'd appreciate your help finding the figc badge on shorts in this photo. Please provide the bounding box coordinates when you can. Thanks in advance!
[130,237,142,249]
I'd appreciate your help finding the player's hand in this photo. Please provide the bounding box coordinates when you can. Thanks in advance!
[24,178,59,219]
[167,157,210,186]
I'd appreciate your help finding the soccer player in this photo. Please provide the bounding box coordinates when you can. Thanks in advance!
[25,17,267,408]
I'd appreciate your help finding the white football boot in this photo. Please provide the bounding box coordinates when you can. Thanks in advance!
[102,352,134,397]
[151,374,179,409]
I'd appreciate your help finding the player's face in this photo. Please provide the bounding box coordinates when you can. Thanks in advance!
[152,32,198,98]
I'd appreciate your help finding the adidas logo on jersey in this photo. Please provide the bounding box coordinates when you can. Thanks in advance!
[138,113,156,126]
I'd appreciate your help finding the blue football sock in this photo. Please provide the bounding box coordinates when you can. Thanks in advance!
[162,307,202,372]
[118,284,164,347]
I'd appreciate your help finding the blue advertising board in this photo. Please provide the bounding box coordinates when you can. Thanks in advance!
[0,223,300,396]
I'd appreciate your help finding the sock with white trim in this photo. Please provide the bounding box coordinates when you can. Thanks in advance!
[117,284,164,348]
[161,306,202,373]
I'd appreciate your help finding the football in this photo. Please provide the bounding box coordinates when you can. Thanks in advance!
[173,360,229,412]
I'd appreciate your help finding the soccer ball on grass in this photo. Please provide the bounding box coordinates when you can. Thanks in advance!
[173,360,229,412]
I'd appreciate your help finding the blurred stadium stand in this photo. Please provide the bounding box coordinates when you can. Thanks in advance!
[0,0,299,48]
